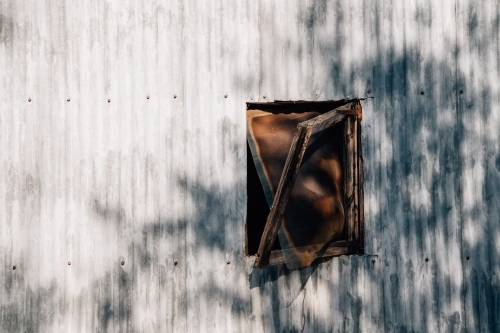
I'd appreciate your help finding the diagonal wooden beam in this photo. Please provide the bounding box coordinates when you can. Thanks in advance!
[255,125,311,268]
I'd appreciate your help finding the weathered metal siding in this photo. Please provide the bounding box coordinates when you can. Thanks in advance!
[0,1,499,332]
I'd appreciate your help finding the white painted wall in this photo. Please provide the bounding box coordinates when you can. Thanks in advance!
[1,1,499,332]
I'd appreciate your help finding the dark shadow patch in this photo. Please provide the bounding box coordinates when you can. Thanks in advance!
[1,279,58,333]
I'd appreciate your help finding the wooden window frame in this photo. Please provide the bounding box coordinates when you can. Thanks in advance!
[253,101,364,268]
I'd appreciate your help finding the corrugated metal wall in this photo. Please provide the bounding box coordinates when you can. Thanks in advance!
[1,1,499,332]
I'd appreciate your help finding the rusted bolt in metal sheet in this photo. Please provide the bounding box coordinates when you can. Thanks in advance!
[421,91,425,96]
[425,257,429,262]
[460,90,463,94]
[226,260,230,265]
[28,98,32,102]
[107,98,111,103]
[12,265,16,270]
[174,260,178,266]
[68,261,72,266]
[173,94,177,99]
[121,260,125,266]
[466,256,470,260]
[67,97,70,102]
[224,94,228,98]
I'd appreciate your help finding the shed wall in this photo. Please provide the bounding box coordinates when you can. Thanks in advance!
[1,1,499,332]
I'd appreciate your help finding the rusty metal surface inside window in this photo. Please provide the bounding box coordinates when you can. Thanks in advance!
[247,109,347,268]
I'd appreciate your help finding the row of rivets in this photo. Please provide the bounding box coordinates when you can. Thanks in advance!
[25,94,231,103]
[25,91,470,103]
[370,256,471,266]
[10,257,475,271]
[10,260,193,269]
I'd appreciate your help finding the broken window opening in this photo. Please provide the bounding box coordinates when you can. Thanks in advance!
[246,100,364,269]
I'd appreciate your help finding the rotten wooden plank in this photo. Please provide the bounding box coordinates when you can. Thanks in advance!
[299,109,347,135]
[352,118,359,244]
[357,120,364,253]
[344,116,357,243]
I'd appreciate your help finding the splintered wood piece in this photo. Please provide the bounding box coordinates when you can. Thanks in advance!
[299,108,348,135]
[344,116,358,243]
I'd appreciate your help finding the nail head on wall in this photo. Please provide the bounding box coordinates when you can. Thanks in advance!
[421,91,425,96]
[121,260,125,266]
[173,94,177,99]
[174,260,178,266]
[460,90,463,94]
[107,98,111,103]
[466,256,470,260]
[67,98,70,102]
[367,89,371,94]
[13,265,16,270]
[226,260,230,265]
[68,261,72,266]
[425,257,429,262]
[28,98,31,102]
[147,95,150,99]
[224,94,228,98]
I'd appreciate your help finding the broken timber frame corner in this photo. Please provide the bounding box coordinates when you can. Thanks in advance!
[255,101,363,269]
[335,100,362,120]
